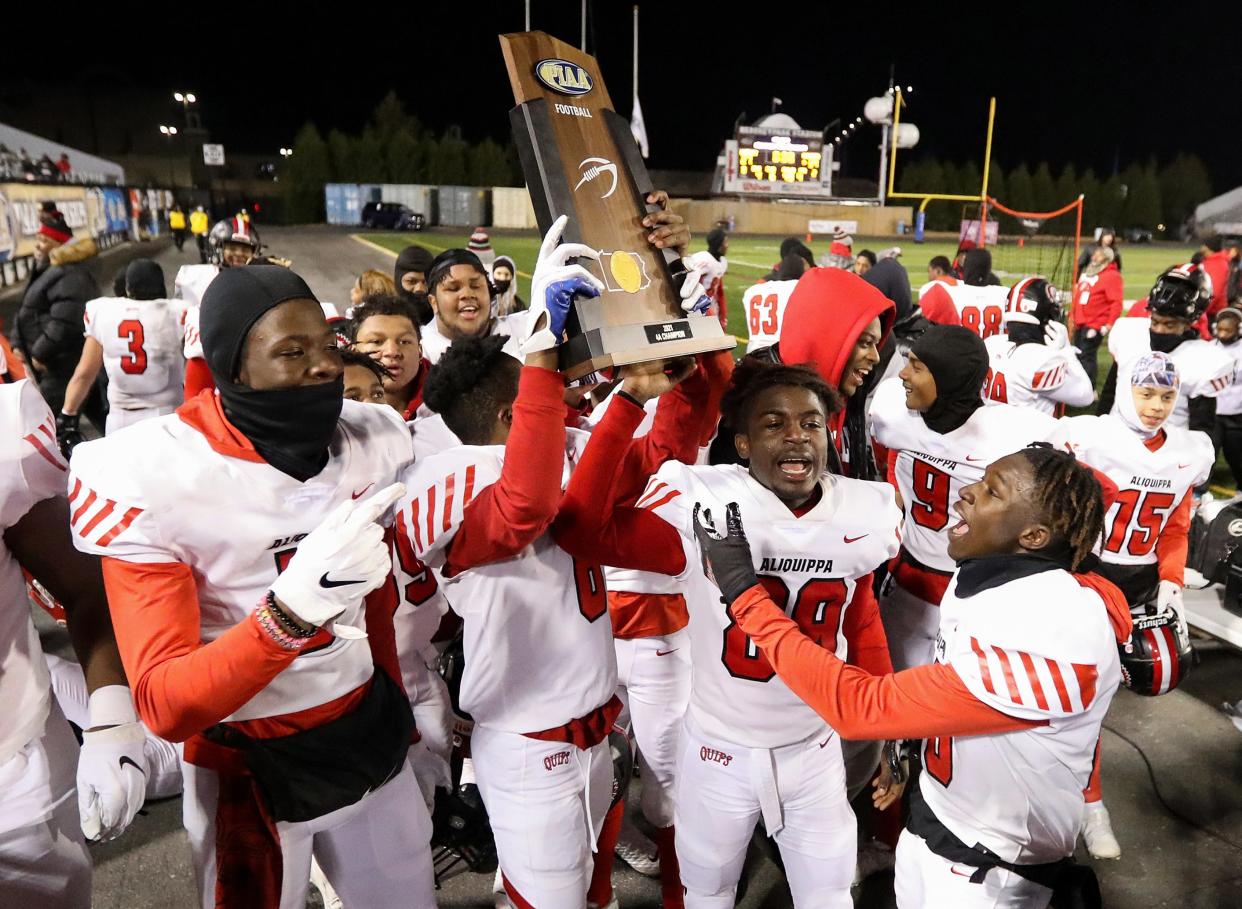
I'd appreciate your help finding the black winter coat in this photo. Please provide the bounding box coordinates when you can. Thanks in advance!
[15,238,98,369]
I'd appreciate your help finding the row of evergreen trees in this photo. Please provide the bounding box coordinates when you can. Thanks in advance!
[281,93,523,222]
[897,154,1211,235]
[281,91,1215,234]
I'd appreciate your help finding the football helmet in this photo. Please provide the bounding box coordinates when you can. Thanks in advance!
[1003,277,1062,328]
[1119,605,1193,696]
[1147,264,1211,323]
[208,216,261,266]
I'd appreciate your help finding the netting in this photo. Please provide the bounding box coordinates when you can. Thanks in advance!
[957,196,1083,292]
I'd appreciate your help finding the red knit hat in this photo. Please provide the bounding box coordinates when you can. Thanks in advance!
[828,227,853,258]
[38,213,72,244]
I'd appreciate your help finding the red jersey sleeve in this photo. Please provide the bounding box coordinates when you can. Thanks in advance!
[101,558,312,742]
[444,366,567,575]
[729,584,1039,739]
[1156,490,1193,585]
[552,397,686,575]
[841,576,893,676]
[919,284,962,327]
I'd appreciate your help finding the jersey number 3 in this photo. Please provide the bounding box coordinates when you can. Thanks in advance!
[722,576,847,682]
[118,319,148,375]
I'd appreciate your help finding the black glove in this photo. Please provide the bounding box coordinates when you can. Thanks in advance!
[56,412,83,458]
[692,502,758,604]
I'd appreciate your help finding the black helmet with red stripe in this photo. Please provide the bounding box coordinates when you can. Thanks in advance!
[1148,263,1211,322]
[1118,607,1193,696]
[1003,277,1062,329]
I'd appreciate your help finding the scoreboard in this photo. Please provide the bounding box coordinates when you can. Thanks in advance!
[722,126,832,197]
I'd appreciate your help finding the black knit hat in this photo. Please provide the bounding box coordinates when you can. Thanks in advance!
[200,265,318,382]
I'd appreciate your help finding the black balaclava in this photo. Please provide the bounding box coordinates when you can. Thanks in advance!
[861,257,913,321]
[112,272,127,297]
[1149,327,1193,354]
[394,245,434,324]
[961,249,993,287]
[200,265,343,482]
[1006,321,1044,346]
[706,227,727,261]
[910,325,989,434]
[125,259,165,300]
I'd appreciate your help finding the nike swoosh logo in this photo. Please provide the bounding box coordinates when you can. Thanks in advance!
[965,455,983,462]
[118,756,146,776]
[818,737,832,749]
[320,572,365,589]
[352,483,374,500]
[656,649,679,657]
[1178,463,1191,469]
[844,534,869,544]
[950,866,973,878]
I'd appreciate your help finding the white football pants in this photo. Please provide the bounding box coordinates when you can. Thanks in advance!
[674,713,856,909]
[880,578,941,671]
[895,830,1053,908]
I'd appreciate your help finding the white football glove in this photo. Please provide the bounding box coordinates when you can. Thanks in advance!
[1044,321,1069,349]
[1158,579,1187,636]
[77,686,148,842]
[680,251,721,315]
[271,483,404,633]
[522,214,604,354]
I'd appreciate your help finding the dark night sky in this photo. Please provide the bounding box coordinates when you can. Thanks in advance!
[3,2,1239,190]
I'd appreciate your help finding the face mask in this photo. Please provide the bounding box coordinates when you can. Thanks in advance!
[1149,330,1182,354]
[217,379,344,482]
[493,279,512,295]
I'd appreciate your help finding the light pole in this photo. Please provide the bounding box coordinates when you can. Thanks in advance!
[159,125,178,188]
[173,92,198,190]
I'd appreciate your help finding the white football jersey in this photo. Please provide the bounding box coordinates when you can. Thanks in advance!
[643,461,901,748]
[68,400,413,722]
[741,279,798,354]
[924,567,1121,864]
[84,296,187,412]
[982,334,1094,416]
[1211,338,1242,416]
[173,264,219,359]
[942,283,1009,339]
[1107,318,1233,428]
[869,378,1058,573]
[397,430,616,734]
[1051,414,1213,568]
[0,381,66,766]
[419,311,532,365]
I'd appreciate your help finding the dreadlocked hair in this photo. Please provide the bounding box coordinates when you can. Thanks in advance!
[1018,443,1106,571]
[423,334,520,445]
[720,357,843,430]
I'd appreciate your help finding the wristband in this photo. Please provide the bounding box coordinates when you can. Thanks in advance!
[255,603,309,651]
[265,590,317,638]
[616,389,645,410]
[87,685,139,728]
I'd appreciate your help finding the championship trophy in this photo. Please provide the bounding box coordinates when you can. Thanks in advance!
[501,31,736,378]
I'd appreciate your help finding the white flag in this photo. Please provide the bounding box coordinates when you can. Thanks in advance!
[631,96,649,159]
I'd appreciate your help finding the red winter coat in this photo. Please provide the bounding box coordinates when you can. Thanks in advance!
[1071,262,1123,331]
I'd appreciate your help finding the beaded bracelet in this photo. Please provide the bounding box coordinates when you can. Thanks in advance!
[255,602,308,651]
[265,591,317,638]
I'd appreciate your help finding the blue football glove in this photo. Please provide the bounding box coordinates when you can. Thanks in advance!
[522,214,605,354]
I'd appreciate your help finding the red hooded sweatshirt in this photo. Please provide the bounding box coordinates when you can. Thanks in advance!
[776,267,897,448]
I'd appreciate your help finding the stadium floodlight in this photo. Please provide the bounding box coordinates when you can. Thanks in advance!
[279,147,293,158]
[864,96,894,124]
[159,124,177,135]
[906,86,913,93]
[174,91,197,105]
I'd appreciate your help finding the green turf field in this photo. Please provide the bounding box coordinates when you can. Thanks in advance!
[359,230,1199,342]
